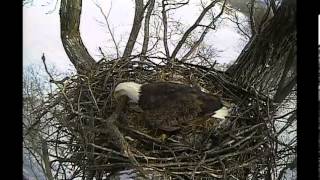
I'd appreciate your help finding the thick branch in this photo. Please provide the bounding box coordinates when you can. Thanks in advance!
[161,0,170,59]
[273,75,296,103]
[141,0,156,61]
[256,0,272,34]
[59,0,96,74]
[248,0,256,36]
[226,0,296,92]
[275,47,296,93]
[122,0,145,59]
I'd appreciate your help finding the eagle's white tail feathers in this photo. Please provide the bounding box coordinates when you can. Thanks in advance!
[211,106,229,120]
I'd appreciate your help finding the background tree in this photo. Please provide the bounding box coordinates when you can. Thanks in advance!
[226,0,296,101]
[23,64,55,180]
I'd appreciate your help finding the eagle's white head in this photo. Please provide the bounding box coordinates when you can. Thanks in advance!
[114,82,142,103]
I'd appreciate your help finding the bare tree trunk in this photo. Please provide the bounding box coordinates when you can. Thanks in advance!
[226,0,296,103]
[59,0,96,74]
[122,0,145,59]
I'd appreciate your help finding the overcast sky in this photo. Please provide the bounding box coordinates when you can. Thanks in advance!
[23,0,246,73]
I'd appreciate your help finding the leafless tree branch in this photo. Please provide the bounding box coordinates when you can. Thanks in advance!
[181,0,227,61]
[276,156,296,180]
[170,0,222,61]
[232,12,251,39]
[94,1,120,58]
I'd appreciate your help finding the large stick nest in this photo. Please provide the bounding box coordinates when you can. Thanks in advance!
[44,58,277,179]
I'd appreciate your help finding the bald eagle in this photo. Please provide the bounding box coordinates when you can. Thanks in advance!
[114,81,228,132]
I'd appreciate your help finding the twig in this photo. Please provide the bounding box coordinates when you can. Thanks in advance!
[94,1,120,58]
[171,0,221,60]
[218,157,226,180]
[191,152,207,180]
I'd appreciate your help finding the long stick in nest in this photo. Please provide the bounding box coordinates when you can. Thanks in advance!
[104,95,148,177]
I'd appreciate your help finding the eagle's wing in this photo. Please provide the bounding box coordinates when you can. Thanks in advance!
[139,83,203,131]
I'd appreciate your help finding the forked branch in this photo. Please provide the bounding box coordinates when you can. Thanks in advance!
[170,0,223,60]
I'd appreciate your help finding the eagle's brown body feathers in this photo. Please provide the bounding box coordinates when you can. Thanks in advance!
[138,82,223,132]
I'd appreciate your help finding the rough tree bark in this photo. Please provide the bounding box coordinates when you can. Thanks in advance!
[226,0,296,103]
[59,0,96,74]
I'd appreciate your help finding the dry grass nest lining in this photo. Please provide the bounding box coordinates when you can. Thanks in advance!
[49,59,276,179]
